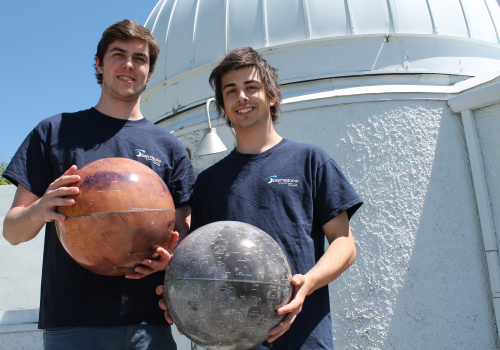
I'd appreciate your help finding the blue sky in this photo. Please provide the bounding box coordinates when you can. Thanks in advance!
[0,0,160,163]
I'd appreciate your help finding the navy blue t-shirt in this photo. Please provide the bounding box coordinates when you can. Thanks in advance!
[4,107,196,329]
[190,139,363,349]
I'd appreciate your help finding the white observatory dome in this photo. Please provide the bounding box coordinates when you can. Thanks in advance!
[142,0,500,124]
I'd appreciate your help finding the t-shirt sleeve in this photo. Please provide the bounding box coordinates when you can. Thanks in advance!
[314,157,363,226]
[3,124,53,197]
[167,142,196,208]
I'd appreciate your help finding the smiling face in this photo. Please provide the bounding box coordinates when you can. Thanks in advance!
[221,66,275,131]
[95,39,150,103]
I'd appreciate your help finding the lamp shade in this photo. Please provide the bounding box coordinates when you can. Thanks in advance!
[193,128,227,156]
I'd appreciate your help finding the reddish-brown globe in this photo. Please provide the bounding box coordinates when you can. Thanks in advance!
[55,157,175,276]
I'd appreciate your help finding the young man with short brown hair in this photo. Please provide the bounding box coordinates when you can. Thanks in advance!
[3,19,195,349]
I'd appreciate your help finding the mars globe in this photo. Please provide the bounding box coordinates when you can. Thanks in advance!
[55,157,175,276]
[164,221,292,350]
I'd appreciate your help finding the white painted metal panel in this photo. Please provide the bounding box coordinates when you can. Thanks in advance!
[349,0,391,34]
[307,0,349,38]
[266,37,404,80]
[165,0,197,79]
[404,37,500,74]
[392,0,434,34]
[147,0,176,87]
[461,0,498,41]
[227,0,266,50]
[144,0,163,29]
[265,0,308,46]
[426,0,469,37]
[485,0,500,41]
[194,0,226,66]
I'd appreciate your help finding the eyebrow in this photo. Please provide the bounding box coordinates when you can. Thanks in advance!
[109,46,148,58]
[222,79,261,90]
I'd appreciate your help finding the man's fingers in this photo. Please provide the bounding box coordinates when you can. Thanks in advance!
[156,285,165,296]
[267,307,301,343]
[167,231,179,250]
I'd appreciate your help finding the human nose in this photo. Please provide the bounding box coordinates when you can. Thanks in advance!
[122,56,134,70]
[237,89,248,103]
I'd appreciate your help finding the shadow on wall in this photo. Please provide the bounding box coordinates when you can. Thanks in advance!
[382,107,498,349]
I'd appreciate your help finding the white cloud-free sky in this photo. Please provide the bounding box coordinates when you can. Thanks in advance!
[1,0,160,163]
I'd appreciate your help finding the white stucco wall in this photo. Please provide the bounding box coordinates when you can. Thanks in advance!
[299,100,496,349]
[176,99,499,349]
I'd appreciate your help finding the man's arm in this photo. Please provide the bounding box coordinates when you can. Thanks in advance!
[301,210,356,289]
[3,166,80,245]
[267,210,356,343]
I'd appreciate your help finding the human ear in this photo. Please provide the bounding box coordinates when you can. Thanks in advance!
[95,57,103,73]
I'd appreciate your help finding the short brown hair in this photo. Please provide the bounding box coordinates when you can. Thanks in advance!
[209,47,282,125]
[94,19,160,85]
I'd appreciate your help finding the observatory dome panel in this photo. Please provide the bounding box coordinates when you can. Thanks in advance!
[147,0,176,87]
[427,0,469,37]
[460,0,499,42]
[392,0,434,34]
[227,0,266,51]
[306,0,349,38]
[144,0,162,29]
[349,0,391,34]
[193,0,226,68]
[164,0,197,79]
[265,0,308,46]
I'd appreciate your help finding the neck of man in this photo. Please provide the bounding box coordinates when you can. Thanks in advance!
[94,94,144,121]
[234,122,283,154]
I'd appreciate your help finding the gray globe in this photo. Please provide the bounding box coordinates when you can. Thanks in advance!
[164,221,292,350]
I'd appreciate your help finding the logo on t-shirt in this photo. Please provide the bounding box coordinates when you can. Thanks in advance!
[265,175,299,187]
[134,149,162,166]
